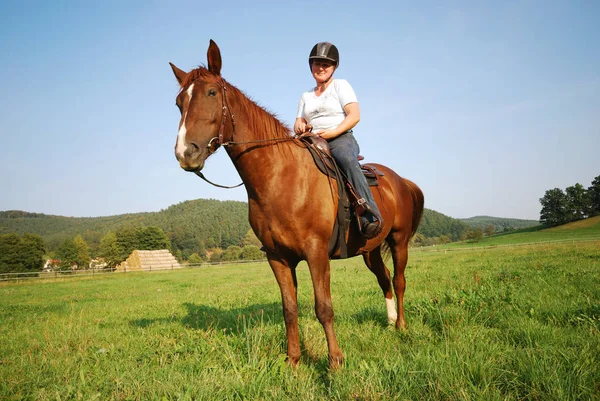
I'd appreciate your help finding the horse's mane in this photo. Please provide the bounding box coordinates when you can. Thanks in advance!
[181,66,292,141]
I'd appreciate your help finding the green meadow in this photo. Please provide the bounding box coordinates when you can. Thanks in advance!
[1,221,599,400]
[435,215,600,249]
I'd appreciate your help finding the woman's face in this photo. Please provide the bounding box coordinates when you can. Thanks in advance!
[311,59,335,82]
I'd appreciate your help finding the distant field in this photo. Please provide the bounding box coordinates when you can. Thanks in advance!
[1,233,599,400]
[429,215,600,249]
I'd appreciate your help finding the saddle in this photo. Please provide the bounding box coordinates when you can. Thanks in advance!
[301,136,384,258]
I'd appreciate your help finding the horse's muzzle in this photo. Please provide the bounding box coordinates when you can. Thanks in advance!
[176,151,206,172]
[179,158,205,172]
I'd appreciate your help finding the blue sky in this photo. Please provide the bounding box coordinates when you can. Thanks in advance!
[1,1,598,220]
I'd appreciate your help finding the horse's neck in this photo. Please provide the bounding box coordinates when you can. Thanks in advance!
[224,92,314,191]
[226,119,307,195]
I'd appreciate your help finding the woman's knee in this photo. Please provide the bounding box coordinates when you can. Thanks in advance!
[332,152,357,169]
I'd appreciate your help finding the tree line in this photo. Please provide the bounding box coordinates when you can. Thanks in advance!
[459,216,538,232]
[2,199,538,274]
[0,199,252,260]
[539,175,600,227]
[97,225,264,269]
[0,224,266,274]
[0,233,46,274]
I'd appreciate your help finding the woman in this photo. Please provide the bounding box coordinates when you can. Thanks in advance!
[294,42,382,238]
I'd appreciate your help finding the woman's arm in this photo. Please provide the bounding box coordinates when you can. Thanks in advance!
[317,102,360,140]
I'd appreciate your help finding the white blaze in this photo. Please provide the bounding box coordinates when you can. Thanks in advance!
[386,297,397,324]
[175,84,195,159]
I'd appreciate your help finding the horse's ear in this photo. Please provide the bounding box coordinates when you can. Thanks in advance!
[170,62,187,86]
[207,39,222,76]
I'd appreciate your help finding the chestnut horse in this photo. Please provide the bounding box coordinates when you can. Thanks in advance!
[170,40,424,368]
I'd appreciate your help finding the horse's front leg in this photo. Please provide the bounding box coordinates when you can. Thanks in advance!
[268,257,301,366]
[306,251,344,368]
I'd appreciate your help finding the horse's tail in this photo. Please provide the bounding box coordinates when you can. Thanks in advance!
[380,176,425,261]
[405,178,425,239]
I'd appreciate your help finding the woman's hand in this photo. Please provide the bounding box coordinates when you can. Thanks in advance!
[315,129,336,140]
[294,118,311,135]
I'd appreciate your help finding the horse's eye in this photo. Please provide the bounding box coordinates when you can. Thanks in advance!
[208,88,217,96]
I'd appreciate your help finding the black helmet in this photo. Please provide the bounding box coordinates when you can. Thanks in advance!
[309,42,339,69]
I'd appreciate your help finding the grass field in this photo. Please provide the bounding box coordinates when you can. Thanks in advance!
[1,227,599,400]
[434,215,600,249]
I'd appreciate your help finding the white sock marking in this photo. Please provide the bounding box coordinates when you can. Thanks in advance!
[386,297,397,324]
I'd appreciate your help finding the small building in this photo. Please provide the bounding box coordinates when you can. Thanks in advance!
[117,249,181,272]
[89,258,107,270]
[43,259,60,272]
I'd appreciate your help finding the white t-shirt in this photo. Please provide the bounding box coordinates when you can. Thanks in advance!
[296,79,358,132]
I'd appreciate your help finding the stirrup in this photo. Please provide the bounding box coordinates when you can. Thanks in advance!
[356,200,383,239]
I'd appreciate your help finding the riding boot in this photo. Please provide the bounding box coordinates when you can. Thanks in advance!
[355,198,383,239]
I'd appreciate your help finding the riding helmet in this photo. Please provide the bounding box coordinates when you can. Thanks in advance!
[308,42,339,69]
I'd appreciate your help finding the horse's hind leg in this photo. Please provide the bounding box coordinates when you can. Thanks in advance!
[387,233,410,330]
[363,247,397,325]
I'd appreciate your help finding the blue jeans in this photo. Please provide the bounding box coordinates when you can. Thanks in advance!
[328,132,381,216]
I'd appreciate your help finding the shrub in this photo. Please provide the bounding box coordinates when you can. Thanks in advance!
[187,253,203,265]
[221,246,242,261]
[241,245,264,260]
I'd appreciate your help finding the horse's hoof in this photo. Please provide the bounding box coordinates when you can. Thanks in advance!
[395,320,407,331]
[329,353,344,369]
[286,354,300,368]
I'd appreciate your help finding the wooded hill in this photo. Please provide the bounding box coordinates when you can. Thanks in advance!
[0,200,533,255]
[0,199,249,256]
[459,216,539,232]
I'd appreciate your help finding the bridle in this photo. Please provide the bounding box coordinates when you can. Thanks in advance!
[207,77,236,155]
[191,77,243,189]
[193,77,296,189]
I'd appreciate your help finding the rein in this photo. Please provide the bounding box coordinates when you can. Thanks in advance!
[194,170,244,189]
[195,78,296,189]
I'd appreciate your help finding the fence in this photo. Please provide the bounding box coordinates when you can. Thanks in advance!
[0,258,267,283]
[2,237,599,282]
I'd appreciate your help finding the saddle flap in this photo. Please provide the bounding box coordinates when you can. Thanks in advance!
[302,136,384,184]
[302,136,337,173]
[305,135,331,156]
